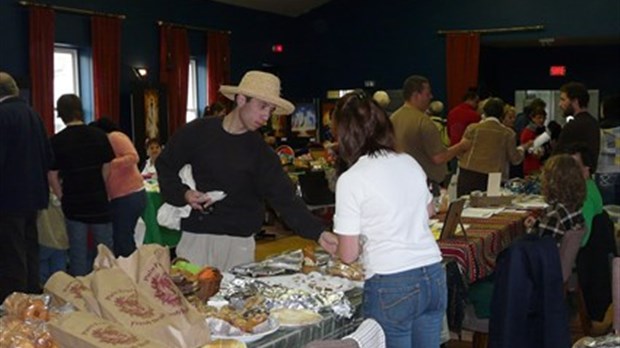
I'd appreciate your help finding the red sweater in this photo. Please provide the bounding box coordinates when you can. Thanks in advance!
[447,103,480,145]
[520,126,541,176]
[106,131,144,199]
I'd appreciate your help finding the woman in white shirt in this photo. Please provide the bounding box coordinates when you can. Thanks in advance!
[332,91,446,348]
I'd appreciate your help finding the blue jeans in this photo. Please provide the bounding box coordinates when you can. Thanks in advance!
[111,189,147,257]
[363,262,447,348]
[595,173,620,205]
[64,219,113,276]
[39,245,67,285]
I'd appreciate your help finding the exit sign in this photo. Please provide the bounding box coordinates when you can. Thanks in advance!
[550,65,566,76]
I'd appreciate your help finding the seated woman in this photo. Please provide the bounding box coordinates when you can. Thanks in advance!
[530,154,586,243]
[331,91,446,348]
[142,137,162,178]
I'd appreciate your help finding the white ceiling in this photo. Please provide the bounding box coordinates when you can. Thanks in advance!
[211,0,331,17]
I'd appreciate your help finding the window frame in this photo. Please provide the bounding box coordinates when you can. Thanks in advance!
[186,58,199,123]
[53,46,80,134]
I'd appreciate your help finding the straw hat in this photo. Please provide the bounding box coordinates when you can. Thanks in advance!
[219,71,294,115]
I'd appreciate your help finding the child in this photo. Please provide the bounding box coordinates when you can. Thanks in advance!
[142,137,162,179]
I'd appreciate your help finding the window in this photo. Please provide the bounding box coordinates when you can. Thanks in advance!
[53,47,79,134]
[186,59,198,123]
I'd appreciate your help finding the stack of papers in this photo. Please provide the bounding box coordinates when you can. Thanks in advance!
[461,207,505,219]
[512,195,548,209]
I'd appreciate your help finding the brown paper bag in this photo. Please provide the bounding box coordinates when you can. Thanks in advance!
[124,244,171,279]
[44,271,101,316]
[92,265,210,348]
[49,311,166,348]
[125,245,210,347]
[94,244,209,343]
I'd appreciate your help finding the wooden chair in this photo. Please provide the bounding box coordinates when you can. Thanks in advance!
[461,303,489,348]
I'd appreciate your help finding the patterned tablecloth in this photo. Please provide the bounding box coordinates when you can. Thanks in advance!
[247,287,363,348]
[438,211,528,284]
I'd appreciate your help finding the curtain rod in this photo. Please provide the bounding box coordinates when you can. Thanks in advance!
[157,20,231,35]
[437,24,544,35]
[18,0,125,19]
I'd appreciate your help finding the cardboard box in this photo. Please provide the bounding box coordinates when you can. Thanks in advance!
[470,194,514,207]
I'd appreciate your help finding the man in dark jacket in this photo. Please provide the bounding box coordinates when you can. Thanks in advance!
[0,72,53,301]
[555,81,601,172]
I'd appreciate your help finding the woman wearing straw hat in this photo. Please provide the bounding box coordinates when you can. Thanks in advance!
[156,71,338,271]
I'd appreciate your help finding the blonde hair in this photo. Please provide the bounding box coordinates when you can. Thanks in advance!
[503,104,516,116]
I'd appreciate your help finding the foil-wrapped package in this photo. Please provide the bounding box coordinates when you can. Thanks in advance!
[229,263,290,277]
[219,277,354,318]
[573,335,620,348]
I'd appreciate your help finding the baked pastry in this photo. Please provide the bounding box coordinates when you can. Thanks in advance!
[270,308,322,326]
[201,339,246,348]
[302,245,317,267]
[2,292,50,321]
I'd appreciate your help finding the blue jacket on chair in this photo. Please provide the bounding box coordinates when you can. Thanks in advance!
[489,234,571,348]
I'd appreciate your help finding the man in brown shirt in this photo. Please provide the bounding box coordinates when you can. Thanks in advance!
[391,75,470,189]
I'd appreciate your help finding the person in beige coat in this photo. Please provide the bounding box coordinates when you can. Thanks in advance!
[457,98,533,197]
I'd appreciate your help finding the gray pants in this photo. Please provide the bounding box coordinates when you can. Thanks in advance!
[175,232,255,271]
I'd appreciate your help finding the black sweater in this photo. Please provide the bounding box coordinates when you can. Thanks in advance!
[0,97,52,214]
[157,117,324,239]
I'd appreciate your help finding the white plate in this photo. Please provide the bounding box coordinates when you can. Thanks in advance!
[209,317,280,343]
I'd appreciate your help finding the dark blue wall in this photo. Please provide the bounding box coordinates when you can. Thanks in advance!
[283,0,620,102]
[0,0,289,132]
[2,0,619,128]
[480,44,620,105]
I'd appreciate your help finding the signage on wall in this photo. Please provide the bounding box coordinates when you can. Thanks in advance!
[272,44,284,53]
[549,65,566,76]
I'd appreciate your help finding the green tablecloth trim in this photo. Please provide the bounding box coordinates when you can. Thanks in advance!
[141,191,181,247]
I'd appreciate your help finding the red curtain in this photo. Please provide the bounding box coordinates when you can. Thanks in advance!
[160,25,189,136]
[92,16,122,124]
[29,6,55,136]
[207,31,231,106]
[446,33,480,111]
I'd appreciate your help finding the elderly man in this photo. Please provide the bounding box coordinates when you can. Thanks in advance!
[555,81,601,172]
[157,71,337,271]
[390,75,469,191]
[0,72,52,301]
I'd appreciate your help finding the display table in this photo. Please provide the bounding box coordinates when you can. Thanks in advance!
[247,288,363,348]
[438,211,528,284]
